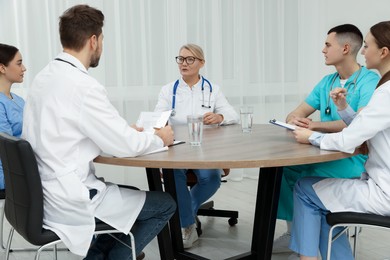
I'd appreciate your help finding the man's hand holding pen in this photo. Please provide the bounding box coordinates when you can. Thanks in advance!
[330,87,348,110]
[154,126,174,146]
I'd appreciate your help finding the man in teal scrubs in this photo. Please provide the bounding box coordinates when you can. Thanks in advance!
[273,24,380,255]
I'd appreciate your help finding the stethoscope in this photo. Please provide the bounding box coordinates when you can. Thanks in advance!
[171,76,213,116]
[54,58,88,74]
[325,66,362,115]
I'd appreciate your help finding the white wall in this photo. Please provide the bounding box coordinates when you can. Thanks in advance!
[0,0,389,185]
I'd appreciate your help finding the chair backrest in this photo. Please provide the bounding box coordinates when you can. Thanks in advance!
[0,133,48,245]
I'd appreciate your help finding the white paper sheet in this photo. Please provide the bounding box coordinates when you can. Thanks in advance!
[136,110,172,133]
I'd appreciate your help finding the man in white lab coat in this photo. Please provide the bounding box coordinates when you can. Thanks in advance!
[22,4,176,259]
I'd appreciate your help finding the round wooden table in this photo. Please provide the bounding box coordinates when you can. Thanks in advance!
[95,124,359,260]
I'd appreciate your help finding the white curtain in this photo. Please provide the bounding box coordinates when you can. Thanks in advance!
[1,0,389,184]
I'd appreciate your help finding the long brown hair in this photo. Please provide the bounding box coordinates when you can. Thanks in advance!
[377,71,390,88]
[370,21,390,88]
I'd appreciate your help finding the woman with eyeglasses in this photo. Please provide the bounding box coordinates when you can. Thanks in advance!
[154,43,239,248]
[0,43,26,192]
[291,21,390,260]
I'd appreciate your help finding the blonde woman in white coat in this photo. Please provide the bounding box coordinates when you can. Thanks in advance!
[290,21,390,260]
[155,44,239,248]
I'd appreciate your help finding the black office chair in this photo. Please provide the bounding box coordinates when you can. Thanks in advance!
[0,133,136,260]
[186,169,238,236]
[326,211,390,260]
[0,188,6,250]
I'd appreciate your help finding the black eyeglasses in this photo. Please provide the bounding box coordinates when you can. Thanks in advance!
[175,56,202,65]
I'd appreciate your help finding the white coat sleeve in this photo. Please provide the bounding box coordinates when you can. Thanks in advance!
[79,86,164,157]
[320,87,390,153]
[214,89,239,125]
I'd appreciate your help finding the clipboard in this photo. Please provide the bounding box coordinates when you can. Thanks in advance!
[269,119,296,131]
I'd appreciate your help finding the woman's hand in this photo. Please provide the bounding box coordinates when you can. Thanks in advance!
[203,112,223,125]
[330,87,348,111]
[293,127,314,144]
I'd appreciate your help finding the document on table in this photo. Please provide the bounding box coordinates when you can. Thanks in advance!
[136,110,172,133]
[100,140,184,157]
[269,119,296,130]
[140,140,185,156]
[142,146,169,155]
[136,111,185,156]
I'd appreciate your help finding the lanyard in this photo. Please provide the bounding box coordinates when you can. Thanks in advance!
[171,76,213,116]
[325,66,362,115]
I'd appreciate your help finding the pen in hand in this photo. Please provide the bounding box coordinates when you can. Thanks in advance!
[330,88,348,98]
[330,88,349,111]
[330,91,348,98]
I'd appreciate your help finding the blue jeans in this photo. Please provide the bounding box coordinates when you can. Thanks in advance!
[174,169,221,228]
[289,177,353,260]
[84,191,176,260]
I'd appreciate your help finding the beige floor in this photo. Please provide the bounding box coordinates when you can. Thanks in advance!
[1,177,390,260]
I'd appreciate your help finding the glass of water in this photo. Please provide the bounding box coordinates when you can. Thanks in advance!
[187,115,203,146]
[240,106,253,133]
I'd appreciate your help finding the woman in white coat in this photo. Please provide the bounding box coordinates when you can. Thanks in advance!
[290,21,390,260]
[154,44,239,248]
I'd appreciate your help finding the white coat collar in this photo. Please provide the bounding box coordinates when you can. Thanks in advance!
[55,52,89,74]
[178,75,203,90]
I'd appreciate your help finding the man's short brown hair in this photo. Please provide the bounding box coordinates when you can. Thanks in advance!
[59,4,104,51]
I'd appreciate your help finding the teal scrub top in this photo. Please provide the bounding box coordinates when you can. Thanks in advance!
[0,92,24,189]
[305,66,379,121]
[303,66,379,176]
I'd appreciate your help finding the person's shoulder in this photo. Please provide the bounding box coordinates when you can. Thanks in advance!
[374,81,390,100]
[379,80,390,91]
[0,93,8,103]
[313,72,337,89]
[201,77,220,90]
[161,79,178,91]
[322,71,338,80]
[79,77,105,95]
[10,92,24,101]
[360,66,380,79]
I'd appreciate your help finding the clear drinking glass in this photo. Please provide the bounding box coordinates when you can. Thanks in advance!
[240,106,253,133]
[187,115,203,146]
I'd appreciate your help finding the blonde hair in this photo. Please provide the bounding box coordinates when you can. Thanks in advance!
[180,44,205,61]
